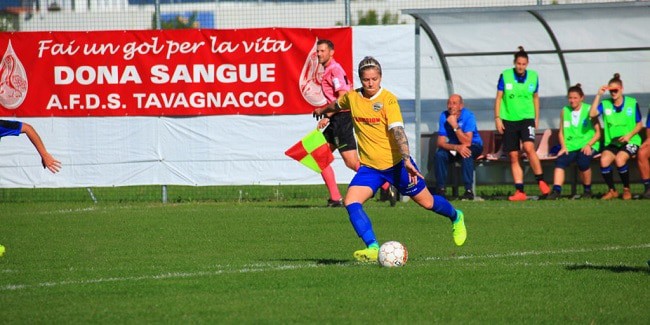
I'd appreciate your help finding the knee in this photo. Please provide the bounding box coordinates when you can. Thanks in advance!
[615,157,628,167]
[462,157,475,168]
[435,149,449,162]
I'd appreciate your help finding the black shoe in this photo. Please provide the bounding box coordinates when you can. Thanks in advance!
[388,185,398,207]
[643,188,650,199]
[546,190,561,200]
[581,191,593,199]
[327,199,343,207]
[461,190,474,201]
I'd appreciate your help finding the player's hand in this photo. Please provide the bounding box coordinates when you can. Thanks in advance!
[495,118,505,134]
[580,145,592,156]
[446,114,457,126]
[597,85,608,96]
[41,153,61,174]
[313,107,328,120]
[403,159,423,185]
[317,117,329,129]
[618,135,631,144]
[458,145,472,158]
[557,146,568,156]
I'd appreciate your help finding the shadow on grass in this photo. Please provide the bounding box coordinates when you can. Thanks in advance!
[274,258,352,265]
[565,264,650,274]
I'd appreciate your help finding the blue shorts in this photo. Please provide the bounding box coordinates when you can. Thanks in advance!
[349,158,427,197]
[0,120,22,138]
[555,150,596,171]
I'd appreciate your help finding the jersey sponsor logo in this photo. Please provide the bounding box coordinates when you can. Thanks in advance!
[372,102,382,112]
[354,116,380,124]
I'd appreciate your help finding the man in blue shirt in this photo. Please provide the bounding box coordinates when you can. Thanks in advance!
[434,94,483,200]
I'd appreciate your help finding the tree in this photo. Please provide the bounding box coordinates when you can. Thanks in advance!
[355,10,403,26]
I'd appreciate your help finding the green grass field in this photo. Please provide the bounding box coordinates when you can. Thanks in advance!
[1,192,649,323]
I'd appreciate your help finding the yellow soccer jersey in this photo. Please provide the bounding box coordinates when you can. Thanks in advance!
[338,87,404,170]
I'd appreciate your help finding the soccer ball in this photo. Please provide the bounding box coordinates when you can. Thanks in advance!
[378,241,408,267]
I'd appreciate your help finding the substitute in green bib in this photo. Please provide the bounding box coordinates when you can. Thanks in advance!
[589,73,644,200]
[494,46,550,201]
[546,84,601,200]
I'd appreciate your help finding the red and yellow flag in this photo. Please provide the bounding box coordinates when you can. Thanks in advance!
[284,129,334,173]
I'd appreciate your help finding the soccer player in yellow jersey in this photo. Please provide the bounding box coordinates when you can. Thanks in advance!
[314,56,466,262]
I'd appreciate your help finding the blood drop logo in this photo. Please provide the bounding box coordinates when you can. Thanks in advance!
[299,39,326,107]
[0,40,28,109]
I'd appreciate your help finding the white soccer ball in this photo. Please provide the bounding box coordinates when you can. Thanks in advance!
[378,241,408,267]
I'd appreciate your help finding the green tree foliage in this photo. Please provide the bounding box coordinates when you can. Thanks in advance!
[151,11,199,30]
[0,13,17,32]
[355,10,402,25]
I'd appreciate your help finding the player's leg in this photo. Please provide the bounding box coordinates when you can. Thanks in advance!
[339,150,359,172]
[460,144,481,200]
[503,121,526,201]
[637,142,650,198]
[395,159,466,246]
[599,147,618,199]
[321,127,342,206]
[615,147,635,200]
[345,166,383,262]
[434,149,452,196]
[335,113,360,172]
[576,151,593,198]
[548,152,572,200]
[521,120,549,195]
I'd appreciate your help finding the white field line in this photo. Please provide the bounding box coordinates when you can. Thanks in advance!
[423,243,650,261]
[1,244,648,292]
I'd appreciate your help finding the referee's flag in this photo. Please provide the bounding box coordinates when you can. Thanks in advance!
[284,129,334,173]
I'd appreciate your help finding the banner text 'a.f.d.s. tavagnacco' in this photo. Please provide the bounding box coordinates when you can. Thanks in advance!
[0,28,352,117]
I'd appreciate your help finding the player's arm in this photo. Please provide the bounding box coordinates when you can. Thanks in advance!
[21,123,61,173]
[494,90,504,134]
[585,117,601,155]
[314,100,342,120]
[533,92,540,129]
[589,86,608,118]
[557,111,568,156]
[390,126,423,184]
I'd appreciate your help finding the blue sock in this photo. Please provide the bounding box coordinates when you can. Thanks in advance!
[345,203,378,248]
[583,184,592,192]
[552,185,562,193]
[515,183,524,192]
[431,195,458,222]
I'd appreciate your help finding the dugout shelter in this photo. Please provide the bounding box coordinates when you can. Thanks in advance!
[403,2,650,184]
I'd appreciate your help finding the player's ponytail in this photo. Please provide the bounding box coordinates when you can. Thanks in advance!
[608,73,623,87]
[567,83,584,97]
[514,46,529,62]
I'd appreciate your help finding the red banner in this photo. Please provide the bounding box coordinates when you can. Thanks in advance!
[0,28,352,117]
